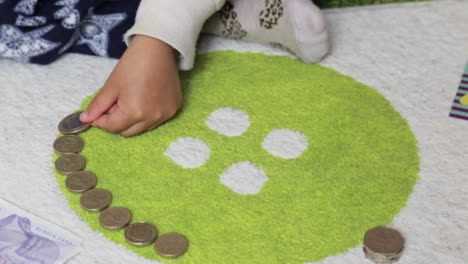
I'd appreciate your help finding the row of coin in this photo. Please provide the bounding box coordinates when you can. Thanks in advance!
[54,112,189,258]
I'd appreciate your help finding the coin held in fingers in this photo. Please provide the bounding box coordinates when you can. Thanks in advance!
[59,112,91,134]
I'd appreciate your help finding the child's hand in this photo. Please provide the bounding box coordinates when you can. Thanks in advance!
[80,35,182,137]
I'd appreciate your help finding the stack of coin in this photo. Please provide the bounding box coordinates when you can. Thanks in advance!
[54,112,189,259]
[363,226,405,264]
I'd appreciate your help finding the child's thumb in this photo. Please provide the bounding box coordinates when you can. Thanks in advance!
[80,87,117,123]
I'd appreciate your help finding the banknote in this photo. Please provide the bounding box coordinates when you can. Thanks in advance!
[0,199,81,264]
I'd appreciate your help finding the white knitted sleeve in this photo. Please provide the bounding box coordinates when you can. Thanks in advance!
[124,0,225,70]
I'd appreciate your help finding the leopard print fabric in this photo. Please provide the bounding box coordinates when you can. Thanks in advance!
[220,1,247,39]
[259,0,284,29]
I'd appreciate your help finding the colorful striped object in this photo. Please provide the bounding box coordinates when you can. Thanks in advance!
[449,63,468,121]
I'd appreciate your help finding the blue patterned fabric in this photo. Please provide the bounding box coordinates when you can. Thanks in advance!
[0,0,141,64]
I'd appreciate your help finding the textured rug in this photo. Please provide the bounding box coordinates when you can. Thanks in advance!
[1,0,467,263]
[54,51,419,263]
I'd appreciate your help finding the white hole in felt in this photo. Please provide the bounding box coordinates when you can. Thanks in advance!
[220,161,269,195]
[262,129,309,159]
[165,137,210,169]
[206,107,250,137]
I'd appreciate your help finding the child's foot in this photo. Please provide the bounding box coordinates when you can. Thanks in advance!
[202,0,329,63]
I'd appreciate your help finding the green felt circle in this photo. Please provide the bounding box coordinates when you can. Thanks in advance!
[54,51,419,263]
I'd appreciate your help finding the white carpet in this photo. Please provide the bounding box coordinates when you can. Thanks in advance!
[1,0,467,263]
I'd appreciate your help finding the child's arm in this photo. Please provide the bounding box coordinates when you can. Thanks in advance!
[124,0,226,70]
[80,35,181,137]
[80,0,225,137]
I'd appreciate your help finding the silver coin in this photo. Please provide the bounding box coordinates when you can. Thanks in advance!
[53,135,84,154]
[364,226,405,254]
[125,222,158,247]
[154,232,189,258]
[80,188,112,212]
[58,112,91,134]
[65,171,97,193]
[55,153,86,175]
[99,207,132,230]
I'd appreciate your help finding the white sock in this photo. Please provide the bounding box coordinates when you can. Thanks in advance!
[202,0,330,63]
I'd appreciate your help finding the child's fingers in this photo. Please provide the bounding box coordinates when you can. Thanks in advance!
[107,103,119,114]
[80,87,118,123]
[92,108,135,134]
[145,122,162,133]
[120,121,155,138]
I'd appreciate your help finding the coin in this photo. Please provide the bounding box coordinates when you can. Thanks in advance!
[99,207,132,230]
[80,188,112,212]
[460,94,468,105]
[55,153,86,175]
[65,171,97,193]
[154,233,189,258]
[53,135,84,154]
[364,226,405,254]
[125,222,158,247]
[58,112,91,134]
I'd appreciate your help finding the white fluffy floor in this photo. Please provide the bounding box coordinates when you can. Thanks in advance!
[1,0,468,263]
